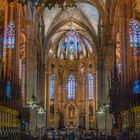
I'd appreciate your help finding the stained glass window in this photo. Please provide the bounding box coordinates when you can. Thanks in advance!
[130,19,140,47]
[50,74,55,99]
[88,73,93,100]
[3,21,15,48]
[6,81,11,98]
[63,29,81,60]
[133,80,140,94]
[67,75,75,100]
[55,29,93,60]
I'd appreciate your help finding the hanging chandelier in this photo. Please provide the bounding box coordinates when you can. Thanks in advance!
[27,0,76,9]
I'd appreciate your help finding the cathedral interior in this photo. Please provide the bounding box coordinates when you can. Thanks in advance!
[0,0,140,140]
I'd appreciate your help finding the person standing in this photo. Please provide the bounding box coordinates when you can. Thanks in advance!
[52,131,56,140]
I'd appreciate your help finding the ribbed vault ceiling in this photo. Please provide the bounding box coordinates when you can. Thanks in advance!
[47,22,95,60]
[40,2,102,61]
[42,3,100,36]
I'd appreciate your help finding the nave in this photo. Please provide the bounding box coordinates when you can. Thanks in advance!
[0,0,140,140]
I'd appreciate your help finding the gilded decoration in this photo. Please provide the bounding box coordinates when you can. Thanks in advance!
[121,106,140,129]
[46,55,96,129]
[135,0,140,21]
[0,106,20,128]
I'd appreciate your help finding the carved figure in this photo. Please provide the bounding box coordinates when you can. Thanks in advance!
[68,105,75,119]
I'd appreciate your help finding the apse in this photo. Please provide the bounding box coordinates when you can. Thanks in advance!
[48,28,94,60]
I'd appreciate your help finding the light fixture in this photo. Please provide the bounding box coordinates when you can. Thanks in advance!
[38,106,46,115]
[27,90,38,109]
[27,98,37,109]
[105,104,109,108]
[97,110,104,115]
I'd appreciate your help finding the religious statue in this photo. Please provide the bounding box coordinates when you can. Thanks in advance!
[50,104,55,114]
[68,105,75,119]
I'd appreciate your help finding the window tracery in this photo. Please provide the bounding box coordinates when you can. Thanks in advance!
[63,29,81,60]
[6,81,11,98]
[67,75,75,100]
[133,79,140,94]
[53,29,93,60]
[50,74,55,99]
[3,21,15,49]
[130,19,140,47]
[88,73,93,100]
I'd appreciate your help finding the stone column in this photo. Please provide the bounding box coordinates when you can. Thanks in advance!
[8,2,14,69]
[85,68,89,130]
[63,66,67,127]
[63,67,67,127]
[54,65,59,129]
[37,63,46,128]
[93,73,96,128]
[46,66,50,128]
[14,2,21,75]
[96,63,104,131]
[3,1,8,75]
[26,23,38,130]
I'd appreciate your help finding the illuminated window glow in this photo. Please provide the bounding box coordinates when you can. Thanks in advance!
[130,19,140,47]
[6,81,11,98]
[3,21,15,48]
[50,74,55,99]
[67,75,75,100]
[133,80,140,94]
[63,29,81,60]
[88,73,93,100]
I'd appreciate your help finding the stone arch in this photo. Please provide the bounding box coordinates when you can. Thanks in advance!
[44,17,99,64]
[33,0,107,51]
